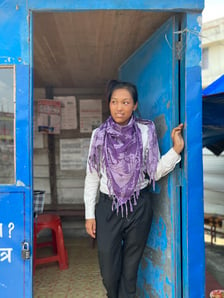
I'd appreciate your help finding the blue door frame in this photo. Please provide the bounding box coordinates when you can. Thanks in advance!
[0,1,204,297]
[180,13,205,297]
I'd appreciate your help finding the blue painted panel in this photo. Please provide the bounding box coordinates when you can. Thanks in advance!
[119,17,181,297]
[180,13,205,298]
[0,2,33,297]
[16,64,32,187]
[0,191,29,297]
[27,0,203,11]
[0,1,29,64]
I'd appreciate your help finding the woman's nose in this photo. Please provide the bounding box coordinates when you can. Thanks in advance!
[116,102,123,110]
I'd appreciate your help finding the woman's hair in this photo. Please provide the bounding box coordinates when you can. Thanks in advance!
[106,80,138,104]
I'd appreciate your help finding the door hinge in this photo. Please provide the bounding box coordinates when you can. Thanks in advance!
[175,41,183,60]
[21,241,31,260]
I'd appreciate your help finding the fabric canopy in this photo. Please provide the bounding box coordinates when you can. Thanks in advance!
[202,75,224,155]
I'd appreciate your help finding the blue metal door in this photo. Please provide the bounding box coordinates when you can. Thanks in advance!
[0,3,32,297]
[119,16,182,297]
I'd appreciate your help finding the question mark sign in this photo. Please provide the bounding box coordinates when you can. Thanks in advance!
[8,222,15,238]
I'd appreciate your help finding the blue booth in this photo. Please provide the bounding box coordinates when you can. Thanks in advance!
[0,0,204,297]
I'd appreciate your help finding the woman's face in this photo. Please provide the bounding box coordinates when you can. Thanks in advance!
[109,88,138,126]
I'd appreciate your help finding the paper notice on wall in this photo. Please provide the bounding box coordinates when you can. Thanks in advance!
[54,96,77,130]
[37,99,61,134]
[79,99,102,133]
[60,138,90,170]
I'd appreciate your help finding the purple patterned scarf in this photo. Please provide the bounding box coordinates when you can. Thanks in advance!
[88,115,159,216]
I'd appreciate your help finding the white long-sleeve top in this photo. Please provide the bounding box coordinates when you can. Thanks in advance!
[84,122,181,219]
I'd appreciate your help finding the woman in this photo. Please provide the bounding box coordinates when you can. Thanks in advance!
[84,80,184,298]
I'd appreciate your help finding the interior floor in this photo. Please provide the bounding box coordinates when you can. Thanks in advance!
[33,234,224,297]
[34,236,106,297]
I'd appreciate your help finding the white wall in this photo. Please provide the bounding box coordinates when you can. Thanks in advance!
[202,17,224,88]
[203,148,224,215]
[33,87,107,208]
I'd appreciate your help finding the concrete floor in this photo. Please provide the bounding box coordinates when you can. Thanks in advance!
[35,218,223,297]
[206,244,224,287]
[205,234,224,297]
[61,219,224,295]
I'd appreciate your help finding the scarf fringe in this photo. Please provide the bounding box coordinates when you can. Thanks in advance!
[111,191,140,217]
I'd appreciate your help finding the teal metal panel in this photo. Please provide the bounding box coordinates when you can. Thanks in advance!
[180,13,205,298]
[119,16,181,297]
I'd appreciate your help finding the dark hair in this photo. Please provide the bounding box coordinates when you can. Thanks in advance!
[106,80,138,104]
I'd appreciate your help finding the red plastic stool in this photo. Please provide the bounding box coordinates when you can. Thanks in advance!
[33,214,68,274]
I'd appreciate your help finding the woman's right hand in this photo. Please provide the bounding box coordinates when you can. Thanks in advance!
[85,219,96,239]
[172,123,184,154]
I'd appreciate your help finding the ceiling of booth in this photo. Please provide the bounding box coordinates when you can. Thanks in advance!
[33,11,173,89]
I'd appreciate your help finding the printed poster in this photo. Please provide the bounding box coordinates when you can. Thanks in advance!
[54,96,78,130]
[60,138,90,170]
[79,99,102,133]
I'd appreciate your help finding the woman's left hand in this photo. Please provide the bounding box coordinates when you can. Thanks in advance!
[172,123,184,154]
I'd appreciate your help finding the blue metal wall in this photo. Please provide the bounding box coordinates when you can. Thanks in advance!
[27,0,203,11]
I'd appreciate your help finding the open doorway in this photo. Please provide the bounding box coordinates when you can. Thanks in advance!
[32,9,174,219]
[32,10,180,297]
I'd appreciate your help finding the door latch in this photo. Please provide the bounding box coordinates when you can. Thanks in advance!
[21,241,31,260]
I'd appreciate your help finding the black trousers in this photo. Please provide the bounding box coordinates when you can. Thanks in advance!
[95,187,153,298]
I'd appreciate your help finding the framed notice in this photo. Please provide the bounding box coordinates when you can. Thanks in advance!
[60,138,90,170]
[54,96,78,130]
[37,99,61,134]
[79,99,102,133]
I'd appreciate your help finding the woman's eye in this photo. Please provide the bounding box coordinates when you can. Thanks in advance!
[124,101,129,105]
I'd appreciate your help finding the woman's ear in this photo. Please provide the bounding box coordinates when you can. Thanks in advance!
[133,102,138,111]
